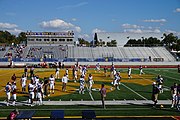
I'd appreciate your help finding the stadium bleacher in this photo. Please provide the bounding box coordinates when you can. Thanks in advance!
[0,46,176,62]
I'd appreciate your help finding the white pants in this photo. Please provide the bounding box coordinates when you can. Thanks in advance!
[12,94,16,100]
[55,72,59,78]
[50,83,54,90]
[6,92,10,100]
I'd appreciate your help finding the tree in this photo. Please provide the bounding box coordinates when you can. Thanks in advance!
[17,32,27,44]
[78,38,90,46]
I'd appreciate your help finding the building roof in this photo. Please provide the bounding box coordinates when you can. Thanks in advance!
[96,32,163,46]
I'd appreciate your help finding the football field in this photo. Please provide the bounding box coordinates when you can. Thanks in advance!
[0,67,180,118]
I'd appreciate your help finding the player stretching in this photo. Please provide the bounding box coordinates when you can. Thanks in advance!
[36,82,43,105]
[28,80,35,106]
[55,67,60,79]
[62,74,68,91]
[171,83,178,108]
[139,65,144,75]
[156,75,164,93]
[104,66,108,77]
[95,63,100,72]
[5,82,11,106]
[49,74,55,94]
[20,74,27,93]
[128,67,132,79]
[79,75,85,94]
[11,82,17,106]
[88,74,94,92]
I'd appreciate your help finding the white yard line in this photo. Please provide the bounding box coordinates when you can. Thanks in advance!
[84,82,94,101]
[145,70,180,82]
[121,83,148,100]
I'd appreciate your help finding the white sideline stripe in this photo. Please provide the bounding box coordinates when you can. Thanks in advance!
[84,82,94,101]
[121,83,148,100]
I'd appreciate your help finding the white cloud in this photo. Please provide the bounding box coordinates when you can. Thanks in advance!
[0,22,18,29]
[39,19,81,33]
[175,8,180,12]
[8,28,22,34]
[92,28,106,34]
[122,23,144,29]
[143,19,166,23]
[0,22,22,35]
[124,28,161,34]
[57,2,88,9]
[78,34,90,39]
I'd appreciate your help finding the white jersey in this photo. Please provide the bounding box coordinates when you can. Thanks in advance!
[34,78,39,86]
[88,76,93,85]
[62,76,68,83]
[21,77,27,87]
[74,70,77,78]
[49,77,55,84]
[5,84,11,93]
[80,78,85,88]
[28,83,35,92]
[128,68,132,75]
[56,68,60,72]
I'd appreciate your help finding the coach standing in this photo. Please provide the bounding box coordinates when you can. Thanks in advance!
[100,84,106,109]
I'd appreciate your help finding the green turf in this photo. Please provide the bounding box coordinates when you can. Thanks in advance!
[1,68,180,117]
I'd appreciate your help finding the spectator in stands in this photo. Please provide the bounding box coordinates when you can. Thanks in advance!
[5,82,11,106]
[11,74,16,82]
[100,84,106,109]
[149,56,152,62]
[152,82,160,108]
[7,109,19,120]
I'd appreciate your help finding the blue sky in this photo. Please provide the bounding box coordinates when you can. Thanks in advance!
[0,0,180,40]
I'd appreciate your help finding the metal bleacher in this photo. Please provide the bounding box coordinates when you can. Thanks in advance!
[0,45,176,62]
[66,46,176,62]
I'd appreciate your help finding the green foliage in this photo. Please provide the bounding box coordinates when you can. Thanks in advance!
[0,31,27,44]
[78,38,90,46]
[107,40,117,47]
[124,33,179,49]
